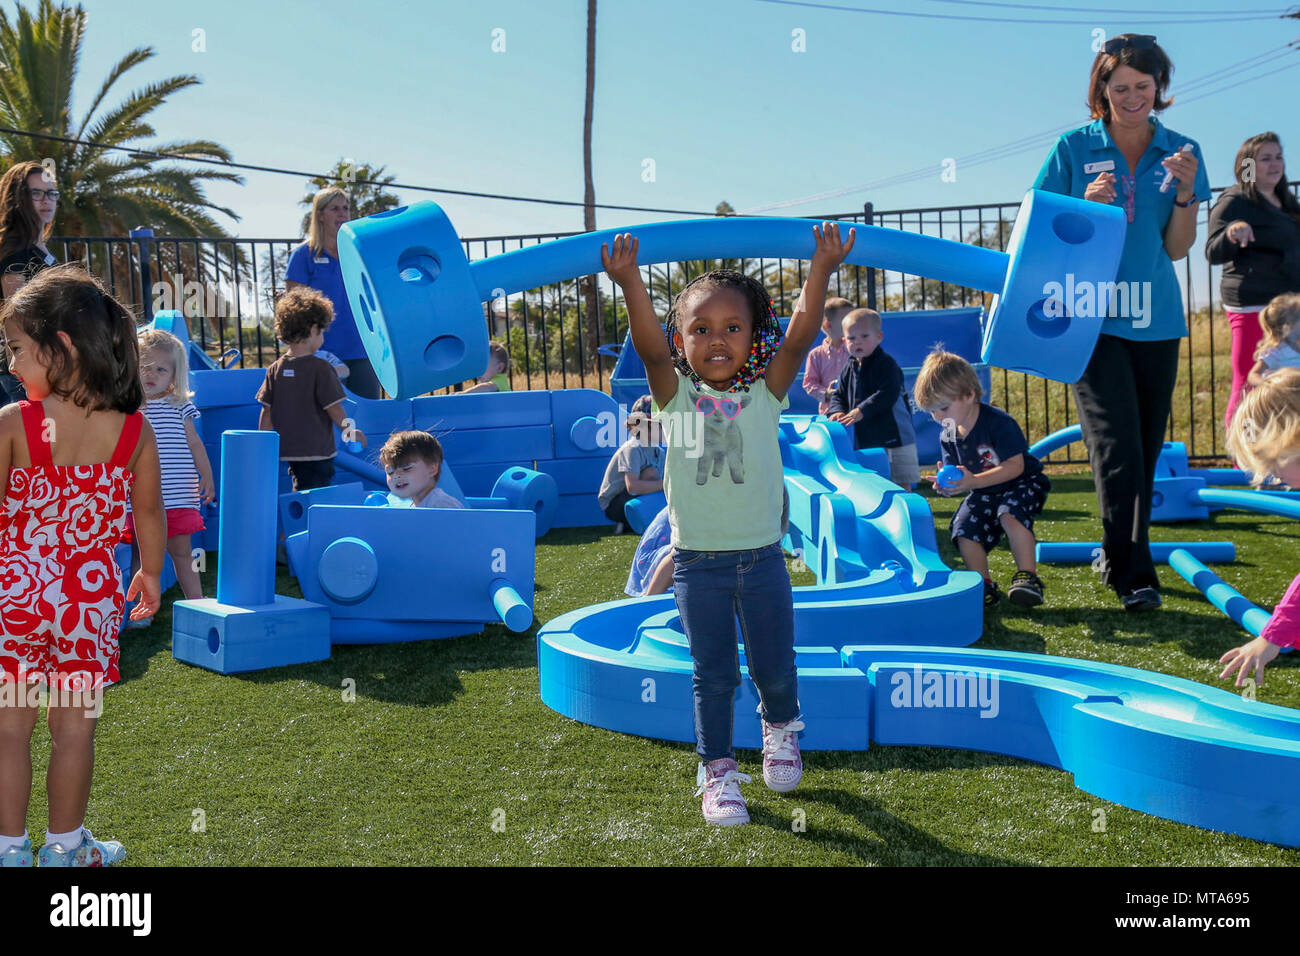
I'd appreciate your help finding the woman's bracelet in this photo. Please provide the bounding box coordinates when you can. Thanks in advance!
[1173,195,1196,208]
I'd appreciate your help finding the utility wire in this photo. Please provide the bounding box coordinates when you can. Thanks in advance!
[744,42,1300,212]
[0,124,717,217]
[753,0,1290,24]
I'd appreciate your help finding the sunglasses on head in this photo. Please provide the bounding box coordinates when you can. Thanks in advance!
[1103,34,1156,55]
[695,395,740,419]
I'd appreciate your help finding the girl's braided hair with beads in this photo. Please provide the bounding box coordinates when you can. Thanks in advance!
[665,270,783,393]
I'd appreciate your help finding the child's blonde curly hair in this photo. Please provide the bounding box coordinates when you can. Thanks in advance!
[1254,293,1300,362]
[137,327,193,406]
[1227,366,1300,485]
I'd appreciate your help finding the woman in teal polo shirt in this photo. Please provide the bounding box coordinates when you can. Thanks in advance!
[1034,34,1210,611]
[284,186,383,399]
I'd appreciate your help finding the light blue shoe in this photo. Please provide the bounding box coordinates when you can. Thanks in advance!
[38,829,125,867]
[0,838,33,867]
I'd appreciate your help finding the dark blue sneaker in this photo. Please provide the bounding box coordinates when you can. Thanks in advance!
[1122,587,1162,612]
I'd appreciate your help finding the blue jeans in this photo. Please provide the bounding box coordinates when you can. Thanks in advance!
[672,543,797,762]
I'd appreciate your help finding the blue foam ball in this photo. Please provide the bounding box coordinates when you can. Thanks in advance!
[936,464,964,490]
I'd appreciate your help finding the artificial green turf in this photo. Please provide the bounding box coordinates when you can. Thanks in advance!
[19,471,1300,865]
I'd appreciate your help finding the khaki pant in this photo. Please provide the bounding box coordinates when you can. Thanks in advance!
[887,443,921,489]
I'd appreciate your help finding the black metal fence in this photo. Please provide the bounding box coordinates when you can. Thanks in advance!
[54,180,1298,465]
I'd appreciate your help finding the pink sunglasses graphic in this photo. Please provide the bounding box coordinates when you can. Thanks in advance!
[695,395,741,419]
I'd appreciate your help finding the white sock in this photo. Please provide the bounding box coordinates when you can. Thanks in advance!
[45,827,83,849]
[0,831,28,853]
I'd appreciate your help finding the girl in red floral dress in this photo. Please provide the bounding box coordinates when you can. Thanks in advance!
[0,266,164,867]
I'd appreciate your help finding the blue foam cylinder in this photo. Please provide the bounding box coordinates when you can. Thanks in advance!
[491,578,532,632]
[217,431,277,606]
[624,492,668,534]
[339,193,1122,397]
[1036,541,1237,564]
[1028,423,1083,459]
[490,467,558,537]
[1195,488,1300,521]
[1167,548,1272,637]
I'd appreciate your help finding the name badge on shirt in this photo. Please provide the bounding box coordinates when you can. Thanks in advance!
[313,256,330,264]
[1084,160,1115,174]
[284,368,295,377]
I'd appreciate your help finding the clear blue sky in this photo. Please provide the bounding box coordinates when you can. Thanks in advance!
[44,0,1300,244]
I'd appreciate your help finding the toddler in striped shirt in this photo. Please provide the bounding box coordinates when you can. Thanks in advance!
[126,330,215,625]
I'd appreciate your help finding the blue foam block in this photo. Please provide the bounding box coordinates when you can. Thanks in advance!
[412,390,554,432]
[981,189,1127,383]
[172,594,331,673]
[440,424,553,465]
[554,494,610,529]
[337,201,489,398]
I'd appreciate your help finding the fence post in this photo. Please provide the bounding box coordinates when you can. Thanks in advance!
[131,227,154,322]
[863,202,876,310]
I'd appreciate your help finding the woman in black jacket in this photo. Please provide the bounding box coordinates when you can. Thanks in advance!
[0,160,61,404]
[1206,132,1300,433]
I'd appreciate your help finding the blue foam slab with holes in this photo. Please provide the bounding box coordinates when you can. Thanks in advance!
[980,189,1126,384]
[172,594,331,674]
[288,504,536,641]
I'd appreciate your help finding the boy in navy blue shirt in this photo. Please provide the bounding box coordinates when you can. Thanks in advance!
[826,309,920,488]
[914,349,1050,607]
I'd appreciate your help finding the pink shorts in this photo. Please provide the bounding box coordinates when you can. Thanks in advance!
[123,507,205,542]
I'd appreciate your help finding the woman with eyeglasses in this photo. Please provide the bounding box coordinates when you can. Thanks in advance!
[1207,133,1300,437]
[1034,34,1210,612]
[284,186,383,399]
[0,160,62,404]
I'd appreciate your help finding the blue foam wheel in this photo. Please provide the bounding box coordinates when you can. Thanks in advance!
[318,536,380,603]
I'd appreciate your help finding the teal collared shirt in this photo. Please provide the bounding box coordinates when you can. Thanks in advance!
[1033,117,1211,341]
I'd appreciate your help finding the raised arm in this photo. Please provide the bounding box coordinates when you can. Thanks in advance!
[602,235,678,409]
[765,223,855,399]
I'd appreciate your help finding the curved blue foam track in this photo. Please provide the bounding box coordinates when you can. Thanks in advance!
[858,645,1300,847]
[1167,548,1272,637]
[538,415,985,752]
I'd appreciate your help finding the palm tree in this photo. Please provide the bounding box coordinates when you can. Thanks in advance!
[580,0,600,374]
[0,0,242,239]
[296,159,400,235]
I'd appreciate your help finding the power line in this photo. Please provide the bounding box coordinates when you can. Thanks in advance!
[753,0,1289,24]
[0,125,717,218]
[743,42,1300,212]
[927,0,1290,15]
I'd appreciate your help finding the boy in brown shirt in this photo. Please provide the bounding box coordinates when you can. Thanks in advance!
[257,287,368,491]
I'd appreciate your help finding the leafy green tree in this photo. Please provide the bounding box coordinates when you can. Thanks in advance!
[0,0,241,238]
[296,159,400,235]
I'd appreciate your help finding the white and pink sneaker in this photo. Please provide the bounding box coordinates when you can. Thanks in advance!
[761,718,805,792]
[695,758,753,826]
